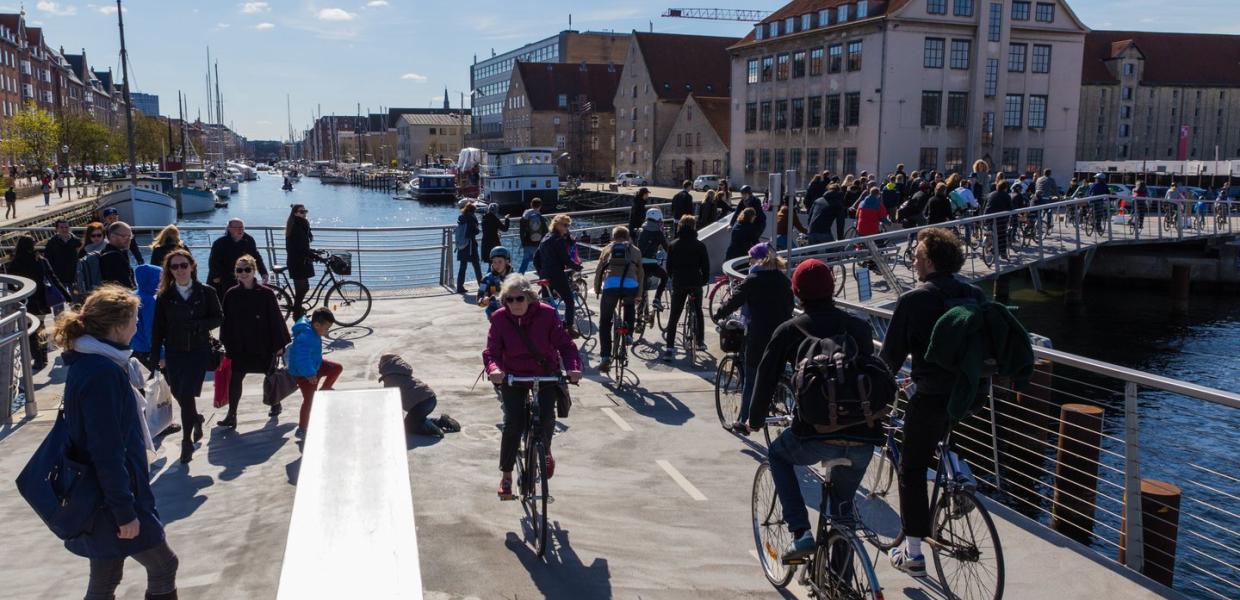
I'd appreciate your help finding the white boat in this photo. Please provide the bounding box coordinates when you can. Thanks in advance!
[177,187,215,214]
[96,181,177,227]
[215,186,231,199]
[228,178,239,193]
[320,172,348,184]
[482,147,560,214]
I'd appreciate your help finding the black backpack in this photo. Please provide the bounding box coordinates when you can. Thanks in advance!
[790,324,896,434]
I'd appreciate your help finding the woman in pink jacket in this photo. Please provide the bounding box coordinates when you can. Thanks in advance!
[483,274,583,499]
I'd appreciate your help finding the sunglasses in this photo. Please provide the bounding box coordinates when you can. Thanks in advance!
[169,262,191,271]
[89,233,103,239]
[502,296,528,305]
[235,267,253,274]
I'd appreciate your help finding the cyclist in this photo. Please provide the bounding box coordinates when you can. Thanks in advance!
[853,186,889,238]
[593,226,644,372]
[983,180,1014,259]
[726,207,763,260]
[662,215,711,361]
[925,182,953,225]
[637,208,669,310]
[533,213,582,338]
[628,187,650,234]
[1034,168,1060,204]
[712,242,793,432]
[879,227,985,577]
[483,275,582,500]
[477,247,514,318]
[746,259,881,562]
[1087,173,1111,233]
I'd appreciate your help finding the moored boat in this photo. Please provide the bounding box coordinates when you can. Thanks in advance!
[482,147,559,215]
[96,179,178,227]
[177,186,215,215]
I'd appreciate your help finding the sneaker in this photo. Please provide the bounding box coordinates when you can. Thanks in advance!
[889,548,927,577]
[545,452,556,479]
[662,347,675,362]
[497,478,515,500]
[268,402,282,417]
[597,357,612,372]
[436,413,461,433]
[781,531,816,564]
[730,421,752,436]
[422,419,445,438]
[294,427,306,439]
[623,334,633,347]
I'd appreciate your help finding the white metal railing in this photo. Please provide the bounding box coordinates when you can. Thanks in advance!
[0,274,37,423]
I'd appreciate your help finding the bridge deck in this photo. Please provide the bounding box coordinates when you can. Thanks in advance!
[0,293,1177,599]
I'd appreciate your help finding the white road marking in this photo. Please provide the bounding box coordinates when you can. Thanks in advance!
[600,407,633,431]
[748,549,761,562]
[656,459,708,501]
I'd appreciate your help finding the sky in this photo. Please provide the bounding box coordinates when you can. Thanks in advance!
[13,0,1237,141]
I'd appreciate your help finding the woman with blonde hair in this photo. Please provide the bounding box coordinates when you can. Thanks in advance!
[534,212,582,337]
[54,285,180,600]
[221,254,290,422]
[149,224,186,269]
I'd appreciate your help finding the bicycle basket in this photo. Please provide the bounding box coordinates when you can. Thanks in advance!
[718,319,745,353]
[328,253,352,276]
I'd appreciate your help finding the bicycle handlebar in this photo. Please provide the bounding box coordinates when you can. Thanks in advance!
[506,375,566,384]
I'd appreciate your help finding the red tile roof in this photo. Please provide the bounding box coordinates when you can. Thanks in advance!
[633,32,736,101]
[693,95,731,142]
[1083,31,1240,87]
[514,62,622,112]
[735,0,905,45]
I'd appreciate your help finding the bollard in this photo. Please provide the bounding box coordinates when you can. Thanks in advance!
[1170,264,1190,314]
[1065,254,1086,306]
[1051,403,1104,542]
[1119,479,1182,587]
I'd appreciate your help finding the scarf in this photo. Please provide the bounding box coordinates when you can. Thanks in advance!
[73,335,155,458]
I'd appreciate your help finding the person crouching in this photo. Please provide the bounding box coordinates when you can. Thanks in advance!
[378,353,460,436]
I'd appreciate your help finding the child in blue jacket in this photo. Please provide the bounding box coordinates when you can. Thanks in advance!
[131,263,161,369]
[288,307,342,436]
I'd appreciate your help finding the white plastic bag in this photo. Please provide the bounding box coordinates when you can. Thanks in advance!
[143,372,174,437]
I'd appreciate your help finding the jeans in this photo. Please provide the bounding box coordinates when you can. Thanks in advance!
[739,361,758,423]
[456,241,483,290]
[499,382,557,472]
[898,391,951,539]
[84,540,178,600]
[769,432,874,535]
[294,360,343,430]
[599,288,637,359]
[519,245,538,273]
[405,395,438,432]
[663,286,703,348]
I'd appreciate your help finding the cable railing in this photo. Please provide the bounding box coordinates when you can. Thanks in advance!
[0,274,37,424]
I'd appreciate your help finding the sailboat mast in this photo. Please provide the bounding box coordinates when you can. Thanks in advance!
[178,90,187,175]
[214,62,223,160]
[115,0,138,185]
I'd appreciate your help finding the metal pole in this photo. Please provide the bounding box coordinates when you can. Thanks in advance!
[19,310,36,417]
[987,378,1003,493]
[784,169,797,275]
[1122,381,1145,570]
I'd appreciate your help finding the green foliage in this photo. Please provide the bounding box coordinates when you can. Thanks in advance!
[60,112,113,166]
[2,102,60,170]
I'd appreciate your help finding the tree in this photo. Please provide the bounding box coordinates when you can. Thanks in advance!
[2,102,59,172]
[60,112,112,168]
[133,115,167,163]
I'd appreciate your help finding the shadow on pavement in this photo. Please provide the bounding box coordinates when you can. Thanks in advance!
[505,522,612,599]
[206,420,297,482]
[152,465,215,525]
[611,387,694,426]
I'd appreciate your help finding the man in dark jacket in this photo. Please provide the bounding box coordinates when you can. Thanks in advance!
[729,185,767,230]
[628,187,649,234]
[880,227,985,578]
[207,218,269,298]
[670,180,694,225]
[802,173,827,213]
[480,203,510,260]
[43,219,81,286]
[748,258,881,562]
[984,181,1014,258]
[662,215,711,360]
[102,208,145,265]
[808,183,844,245]
[924,184,954,225]
[99,222,136,289]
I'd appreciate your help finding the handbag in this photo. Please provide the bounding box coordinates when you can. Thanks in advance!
[15,409,103,540]
[508,315,572,418]
[212,357,233,409]
[144,372,175,435]
[207,336,225,371]
[41,263,65,308]
[263,352,299,406]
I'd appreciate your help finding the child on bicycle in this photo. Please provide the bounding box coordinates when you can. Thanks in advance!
[477,246,514,318]
[593,226,644,372]
[636,208,669,310]
[288,307,343,438]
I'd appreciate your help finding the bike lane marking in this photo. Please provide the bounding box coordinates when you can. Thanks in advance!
[656,459,707,501]
[600,406,633,432]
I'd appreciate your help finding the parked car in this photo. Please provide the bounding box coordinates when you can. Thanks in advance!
[616,172,646,186]
[1073,183,1133,199]
[693,174,721,191]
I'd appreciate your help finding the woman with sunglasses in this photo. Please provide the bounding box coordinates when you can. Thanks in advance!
[79,221,107,256]
[284,204,314,321]
[483,275,582,499]
[149,249,222,464]
[220,255,291,423]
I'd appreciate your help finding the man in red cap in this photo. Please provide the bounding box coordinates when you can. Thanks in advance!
[747,258,882,564]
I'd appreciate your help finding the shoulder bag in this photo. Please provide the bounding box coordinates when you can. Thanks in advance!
[507,315,572,418]
[16,409,103,540]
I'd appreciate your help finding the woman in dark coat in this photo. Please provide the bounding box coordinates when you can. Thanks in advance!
[150,249,222,464]
[54,286,179,600]
[480,202,510,260]
[726,207,763,260]
[456,201,483,294]
[149,224,187,269]
[221,254,291,423]
[284,204,315,321]
[2,234,71,369]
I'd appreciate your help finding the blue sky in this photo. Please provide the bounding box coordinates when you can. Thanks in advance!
[15,0,1237,141]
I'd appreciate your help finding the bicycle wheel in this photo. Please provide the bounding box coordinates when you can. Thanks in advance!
[523,441,550,558]
[274,287,295,322]
[856,445,904,550]
[762,381,794,448]
[707,280,730,320]
[325,280,372,327]
[714,354,742,430]
[573,291,594,340]
[844,225,857,240]
[611,331,625,387]
[751,463,795,588]
[930,490,1005,600]
[832,263,847,297]
[681,315,695,366]
[812,530,882,600]
[654,304,665,334]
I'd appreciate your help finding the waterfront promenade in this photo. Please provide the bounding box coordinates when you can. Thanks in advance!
[0,290,1180,599]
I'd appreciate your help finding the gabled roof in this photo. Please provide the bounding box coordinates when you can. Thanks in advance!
[399,113,468,127]
[734,0,905,45]
[25,26,42,47]
[514,61,622,112]
[0,13,21,32]
[94,70,114,89]
[632,32,735,101]
[1083,31,1240,87]
[693,95,731,143]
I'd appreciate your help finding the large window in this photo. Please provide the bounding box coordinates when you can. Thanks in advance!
[1012,0,1030,20]
[809,47,824,75]
[1003,94,1024,128]
[744,149,755,172]
[845,93,861,126]
[927,0,947,15]
[1028,95,1047,128]
[774,149,786,173]
[981,111,995,144]
[847,40,863,71]
[747,59,759,84]
[759,101,772,130]
[921,91,942,127]
[745,102,757,131]
[828,44,843,73]
[947,92,969,127]
[825,148,839,173]
[919,147,939,172]
[807,149,820,174]
[792,51,807,78]
[801,13,812,31]
[1008,43,1027,72]
[809,96,823,127]
[791,98,805,129]
[761,56,774,82]
[1001,148,1020,175]
[759,149,771,172]
[945,148,966,173]
[985,59,999,97]
[1025,148,1044,173]
[988,2,1002,42]
[825,94,841,128]
[776,53,791,80]
[842,148,857,175]
[924,38,946,68]
[790,148,803,173]
[1032,44,1051,73]
[954,0,974,17]
[1035,2,1055,22]
[950,39,971,69]
[775,100,788,129]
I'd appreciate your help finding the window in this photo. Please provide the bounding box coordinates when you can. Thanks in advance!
[857,1,869,18]
[945,148,966,173]
[1001,148,1020,174]
[818,9,830,26]
[775,100,788,129]
[1032,44,1051,73]
[747,59,759,84]
[985,59,999,97]
[792,51,806,78]
[774,150,786,173]
[759,149,771,172]
[919,148,939,172]
[1012,0,1030,20]
[950,39,971,69]
[744,149,755,172]
[791,98,805,129]
[947,92,968,127]
[759,101,772,130]
[809,96,823,127]
[828,44,843,73]
[847,40,863,71]
[776,53,790,80]
[769,21,779,38]
[825,148,839,172]
[790,148,803,173]
[809,47,824,75]
[927,0,947,15]
[954,0,973,17]
[1122,87,1133,101]
[981,111,995,144]
[924,38,946,68]
[825,95,841,128]
[988,2,1002,42]
[845,93,861,126]
[755,24,765,40]
[761,56,774,82]
[558,94,567,108]
[1035,2,1054,22]
[921,91,942,126]
[1004,94,1023,128]
[1025,148,1043,173]
[1028,95,1047,128]
[838,5,849,22]
[745,102,757,131]
[801,13,812,30]
[842,148,857,175]
[1119,124,1130,138]
[785,16,795,33]
[1117,63,1131,76]
[1008,44,1027,72]
[808,148,820,174]
[556,134,566,149]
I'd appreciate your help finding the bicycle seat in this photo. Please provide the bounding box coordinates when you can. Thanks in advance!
[820,458,853,474]
[271,265,287,275]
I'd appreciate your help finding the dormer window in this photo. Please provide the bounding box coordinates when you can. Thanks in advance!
[838,5,849,23]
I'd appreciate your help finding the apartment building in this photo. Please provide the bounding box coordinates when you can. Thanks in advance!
[730,0,1086,188]
[503,62,621,179]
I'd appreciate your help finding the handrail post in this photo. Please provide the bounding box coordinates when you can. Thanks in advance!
[1121,381,1145,571]
[1107,197,1114,243]
[19,308,36,417]
[988,378,1004,494]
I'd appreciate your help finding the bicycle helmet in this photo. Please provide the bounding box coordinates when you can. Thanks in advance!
[646,207,663,221]
[740,185,753,194]
[488,246,512,260]
[1094,172,1106,180]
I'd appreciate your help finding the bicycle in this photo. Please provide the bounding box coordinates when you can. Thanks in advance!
[675,289,704,366]
[538,276,594,341]
[760,377,798,449]
[706,274,735,319]
[1161,201,1180,233]
[608,315,633,388]
[856,387,1005,600]
[1216,202,1232,229]
[714,320,744,430]
[500,374,563,559]
[751,456,882,598]
[272,251,372,327]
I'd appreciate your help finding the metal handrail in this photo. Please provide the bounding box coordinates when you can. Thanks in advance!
[1,273,37,423]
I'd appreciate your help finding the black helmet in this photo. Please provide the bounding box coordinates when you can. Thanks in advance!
[488,246,512,260]
[740,185,753,194]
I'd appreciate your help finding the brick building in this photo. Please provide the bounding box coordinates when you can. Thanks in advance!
[503,62,621,180]
[0,19,22,120]
[657,94,731,182]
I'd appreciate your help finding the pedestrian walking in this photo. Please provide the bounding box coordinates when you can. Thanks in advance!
[221,255,291,422]
[671,180,694,224]
[455,201,484,294]
[101,208,144,265]
[55,173,64,198]
[518,198,547,274]
[2,235,71,370]
[284,205,314,321]
[4,183,16,219]
[41,180,51,206]
[43,219,82,288]
[131,263,160,369]
[149,224,187,270]
[480,202,510,260]
[99,222,137,289]
[288,307,343,438]
[207,218,268,299]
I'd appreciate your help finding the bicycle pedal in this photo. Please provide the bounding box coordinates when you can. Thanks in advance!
[498,493,517,501]
[782,557,808,566]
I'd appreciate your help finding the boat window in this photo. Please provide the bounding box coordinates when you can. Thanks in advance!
[545,180,552,188]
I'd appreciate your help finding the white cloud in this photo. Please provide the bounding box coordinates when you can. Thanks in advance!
[240,1,269,13]
[88,3,121,14]
[255,22,275,30]
[36,1,77,16]
[366,0,389,6]
[317,8,355,21]
[215,22,231,30]
[401,72,427,82]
